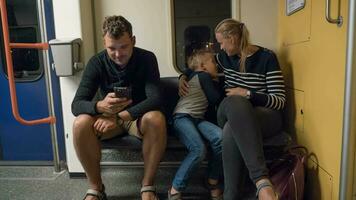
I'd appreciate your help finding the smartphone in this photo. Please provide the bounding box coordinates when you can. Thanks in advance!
[114,86,132,99]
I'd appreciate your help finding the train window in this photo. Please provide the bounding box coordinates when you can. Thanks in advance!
[172,0,231,72]
[0,0,43,82]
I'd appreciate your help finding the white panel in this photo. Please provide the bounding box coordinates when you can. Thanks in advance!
[232,0,241,20]
[59,76,84,173]
[52,0,81,38]
[52,0,95,173]
[94,0,178,77]
[240,0,278,51]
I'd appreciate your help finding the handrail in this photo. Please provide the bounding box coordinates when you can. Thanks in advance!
[9,43,49,49]
[339,0,356,198]
[0,0,55,125]
[326,0,343,26]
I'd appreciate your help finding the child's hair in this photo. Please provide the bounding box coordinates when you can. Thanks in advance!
[187,49,214,70]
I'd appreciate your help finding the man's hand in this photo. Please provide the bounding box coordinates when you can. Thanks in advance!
[225,87,249,97]
[96,92,132,115]
[93,115,117,133]
[178,75,190,97]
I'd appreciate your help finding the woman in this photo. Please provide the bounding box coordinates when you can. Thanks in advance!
[180,19,284,200]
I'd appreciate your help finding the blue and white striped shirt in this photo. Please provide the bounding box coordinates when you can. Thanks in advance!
[216,47,286,110]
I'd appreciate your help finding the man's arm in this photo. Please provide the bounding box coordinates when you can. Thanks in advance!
[126,52,161,119]
[71,57,101,116]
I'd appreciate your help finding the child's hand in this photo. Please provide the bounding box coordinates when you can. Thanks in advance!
[178,75,190,97]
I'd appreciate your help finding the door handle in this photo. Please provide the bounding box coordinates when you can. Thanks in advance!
[326,0,343,26]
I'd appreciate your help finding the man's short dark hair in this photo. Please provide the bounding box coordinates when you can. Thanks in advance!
[102,15,132,38]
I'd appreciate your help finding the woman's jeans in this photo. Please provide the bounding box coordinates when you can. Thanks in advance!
[172,113,223,191]
[217,96,283,200]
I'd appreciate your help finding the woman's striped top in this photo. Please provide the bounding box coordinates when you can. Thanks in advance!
[216,47,286,110]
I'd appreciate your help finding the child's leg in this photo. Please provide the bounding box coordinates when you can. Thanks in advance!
[172,116,206,192]
[197,120,223,182]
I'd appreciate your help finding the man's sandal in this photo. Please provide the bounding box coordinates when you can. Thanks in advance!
[141,185,160,200]
[255,180,279,200]
[83,184,108,200]
[206,182,223,200]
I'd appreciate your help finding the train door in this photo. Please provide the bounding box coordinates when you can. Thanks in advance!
[0,0,65,162]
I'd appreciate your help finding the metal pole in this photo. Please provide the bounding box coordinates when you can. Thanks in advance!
[339,0,356,199]
[37,0,61,173]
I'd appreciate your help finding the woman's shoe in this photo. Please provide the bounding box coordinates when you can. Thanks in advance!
[256,180,279,200]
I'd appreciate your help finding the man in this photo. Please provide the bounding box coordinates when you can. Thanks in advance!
[71,15,166,200]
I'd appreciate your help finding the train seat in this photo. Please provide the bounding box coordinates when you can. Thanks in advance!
[101,77,291,158]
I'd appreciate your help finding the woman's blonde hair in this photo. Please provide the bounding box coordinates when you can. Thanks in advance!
[215,18,250,72]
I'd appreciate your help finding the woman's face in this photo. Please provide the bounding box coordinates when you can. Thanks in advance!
[215,32,239,56]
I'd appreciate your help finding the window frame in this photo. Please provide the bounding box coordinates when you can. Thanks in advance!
[0,0,44,82]
[170,0,236,73]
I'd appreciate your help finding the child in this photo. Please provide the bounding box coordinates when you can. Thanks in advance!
[168,49,223,200]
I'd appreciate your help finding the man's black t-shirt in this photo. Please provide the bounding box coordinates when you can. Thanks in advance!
[71,47,161,119]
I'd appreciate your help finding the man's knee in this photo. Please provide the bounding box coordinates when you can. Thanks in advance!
[73,114,95,139]
[141,111,166,131]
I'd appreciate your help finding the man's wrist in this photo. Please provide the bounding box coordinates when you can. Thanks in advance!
[116,113,124,126]
[95,100,104,114]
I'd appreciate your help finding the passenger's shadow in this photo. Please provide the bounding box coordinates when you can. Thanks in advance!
[304,153,322,200]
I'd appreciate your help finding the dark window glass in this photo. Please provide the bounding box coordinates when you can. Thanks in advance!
[0,0,43,81]
[173,0,231,72]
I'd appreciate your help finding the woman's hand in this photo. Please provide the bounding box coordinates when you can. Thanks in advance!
[225,87,249,97]
[178,75,190,97]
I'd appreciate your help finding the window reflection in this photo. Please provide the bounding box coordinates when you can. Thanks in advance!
[173,0,231,72]
[0,0,43,81]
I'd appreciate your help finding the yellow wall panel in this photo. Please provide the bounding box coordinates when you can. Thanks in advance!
[284,88,304,138]
[278,0,348,199]
[279,0,311,45]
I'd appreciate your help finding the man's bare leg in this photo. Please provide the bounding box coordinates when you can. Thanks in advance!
[140,111,167,200]
[73,114,103,200]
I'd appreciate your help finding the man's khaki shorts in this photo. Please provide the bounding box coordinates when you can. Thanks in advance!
[98,119,142,140]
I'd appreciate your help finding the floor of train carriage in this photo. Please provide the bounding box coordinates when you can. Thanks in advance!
[0,165,257,200]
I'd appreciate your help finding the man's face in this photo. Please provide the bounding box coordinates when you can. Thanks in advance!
[104,32,135,67]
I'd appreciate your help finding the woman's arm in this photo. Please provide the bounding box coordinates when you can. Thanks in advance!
[178,68,193,96]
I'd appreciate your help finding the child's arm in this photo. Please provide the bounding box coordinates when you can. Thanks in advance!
[198,72,223,105]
